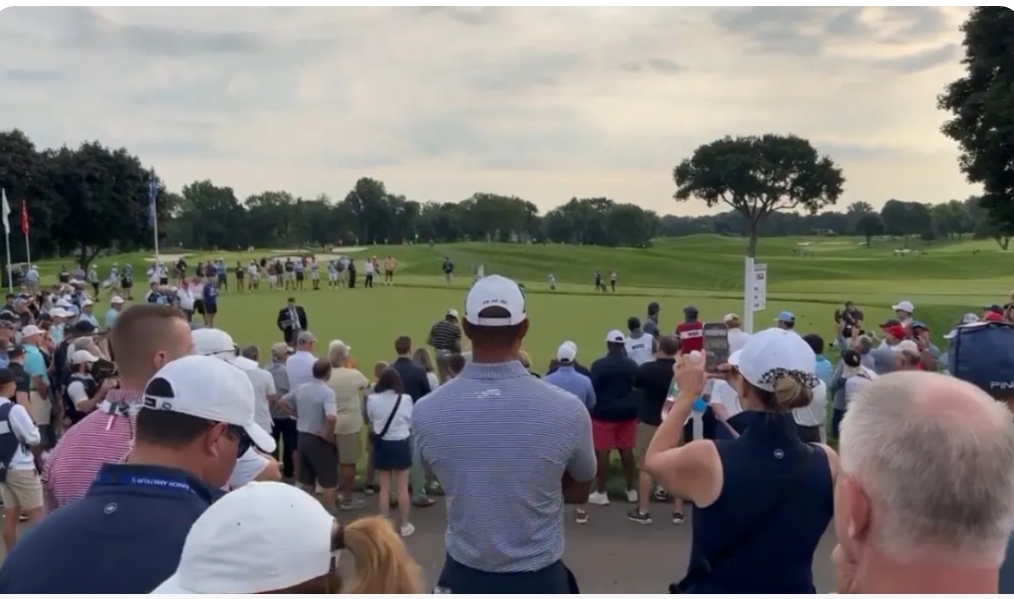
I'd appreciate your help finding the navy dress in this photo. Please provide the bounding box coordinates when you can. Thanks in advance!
[678,411,833,594]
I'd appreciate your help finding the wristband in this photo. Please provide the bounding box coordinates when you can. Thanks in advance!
[691,397,708,412]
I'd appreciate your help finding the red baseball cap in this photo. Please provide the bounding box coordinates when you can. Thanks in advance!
[983,311,1004,322]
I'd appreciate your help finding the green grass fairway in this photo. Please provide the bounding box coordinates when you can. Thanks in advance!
[31,233,1008,363]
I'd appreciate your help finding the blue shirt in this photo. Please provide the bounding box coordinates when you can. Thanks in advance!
[0,463,222,593]
[202,282,218,305]
[814,355,834,389]
[79,312,100,328]
[105,308,120,329]
[413,361,596,573]
[544,366,596,412]
[22,344,46,381]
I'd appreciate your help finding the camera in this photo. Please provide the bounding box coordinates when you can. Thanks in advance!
[835,302,864,338]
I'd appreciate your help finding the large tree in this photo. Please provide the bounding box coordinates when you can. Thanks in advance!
[673,134,845,256]
[938,7,1014,235]
[854,212,884,248]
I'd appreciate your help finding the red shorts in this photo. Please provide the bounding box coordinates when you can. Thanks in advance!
[591,418,637,451]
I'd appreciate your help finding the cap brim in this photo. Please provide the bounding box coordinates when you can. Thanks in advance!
[152,573,193,594]
[244,420,276,454]
[943,330,958,340]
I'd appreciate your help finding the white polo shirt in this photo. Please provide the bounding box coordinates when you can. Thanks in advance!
[285,350,316,391]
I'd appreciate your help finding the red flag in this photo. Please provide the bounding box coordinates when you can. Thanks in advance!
[20,200,28,237]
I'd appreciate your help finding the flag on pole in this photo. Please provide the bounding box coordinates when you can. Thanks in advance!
[148,170,158,227]
[20,200,28,237]
[1,189,9,237]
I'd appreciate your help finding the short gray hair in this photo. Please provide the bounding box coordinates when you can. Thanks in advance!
[240,344,259,361]
[327,341,348,367]
[839,371,1014,565]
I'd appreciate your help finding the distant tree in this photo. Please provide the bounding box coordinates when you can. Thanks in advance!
[673,134,845,257]
[939,7,1014,237]
[854,212,884,247]
[974,216,1012,250]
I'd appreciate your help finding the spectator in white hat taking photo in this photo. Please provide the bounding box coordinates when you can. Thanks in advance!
[892,300,915,327]
[645,327,837,593]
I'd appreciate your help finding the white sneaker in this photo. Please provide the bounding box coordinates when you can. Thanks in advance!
[400,522,416,538]
[588,491,610,506]
[626,489,638,503]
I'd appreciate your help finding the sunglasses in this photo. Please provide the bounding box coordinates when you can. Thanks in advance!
[225,424,252,458]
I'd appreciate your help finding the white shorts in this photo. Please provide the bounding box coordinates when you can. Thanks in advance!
[269,275,278,285]
[328,273,337,281]
[311,272,320,280]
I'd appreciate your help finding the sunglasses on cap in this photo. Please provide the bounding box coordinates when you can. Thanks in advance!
[225,424,252,458]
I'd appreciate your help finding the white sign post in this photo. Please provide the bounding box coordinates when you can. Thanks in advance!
[742,258,768,334]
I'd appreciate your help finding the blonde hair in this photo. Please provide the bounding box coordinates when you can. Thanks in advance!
[411,347,434,373]
[751,374,812,412]
[338,516,423,594]
[517,350,532,369]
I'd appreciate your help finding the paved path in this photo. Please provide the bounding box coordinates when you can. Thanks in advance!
[2,497,838,593]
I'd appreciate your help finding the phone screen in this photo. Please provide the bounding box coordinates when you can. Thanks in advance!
[703,323,730,373]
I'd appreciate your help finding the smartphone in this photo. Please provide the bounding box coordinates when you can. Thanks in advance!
[703,322,730,373]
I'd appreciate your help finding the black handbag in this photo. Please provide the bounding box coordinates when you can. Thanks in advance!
[369,394,403,446]
[669,445,814,593]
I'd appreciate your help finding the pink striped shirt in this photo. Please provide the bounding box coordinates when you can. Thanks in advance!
[42,389,142,513]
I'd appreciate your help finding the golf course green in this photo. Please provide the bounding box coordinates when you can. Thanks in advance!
[28,234,1006,372]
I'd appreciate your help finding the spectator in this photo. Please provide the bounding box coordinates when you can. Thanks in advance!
[0,367,42,549]
[892,300,915,327]
[0,355,274,593]
[588,330,640,506]
[285,331,317,390]
[834,372,1014,593]
[427,309,462,384]
[18,325,51,448]
[642,302,661,338]
[893,340,923,371]
[645,328,835,593]
[412,346,440,390]
[624,316,657,365]
[284,359,338,511]
[869,319,905,374]
[544,341,596,524]
[41,304,192,512]
[546,340,593,377]
[774,310,796,331]
[389,335,434,508]
[628,334,678,525]
[366,367,415,537]
[724,313,750,353]
[414,275,594,593]
[267,342,296,480]
[447,353,466,379]
[326,340,369,511]
[517,349,540,377]
[828,349,876,439]
[152,482,423,593]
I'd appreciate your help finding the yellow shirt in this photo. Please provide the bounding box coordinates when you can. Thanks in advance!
[327,367,369,435]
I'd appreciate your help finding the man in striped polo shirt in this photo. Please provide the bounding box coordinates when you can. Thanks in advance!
[42,304,194,511]
[427,308,462,384]
[413,275,596,594]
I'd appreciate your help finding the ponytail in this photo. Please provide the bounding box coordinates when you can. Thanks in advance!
[335,516,423,594]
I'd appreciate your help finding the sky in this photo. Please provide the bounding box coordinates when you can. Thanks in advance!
[0,6,978,216]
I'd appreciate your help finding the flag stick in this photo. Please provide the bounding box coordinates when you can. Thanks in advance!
[4,223,11,294]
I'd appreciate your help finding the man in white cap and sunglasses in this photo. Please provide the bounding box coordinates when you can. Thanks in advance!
[414,275,595,594]
[193,328,281,489]
[0,355,275,594]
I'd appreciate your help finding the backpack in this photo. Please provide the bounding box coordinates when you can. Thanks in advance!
[948,322,1014,394]
[0,403,27,483]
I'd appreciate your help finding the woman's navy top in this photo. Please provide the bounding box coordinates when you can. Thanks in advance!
[682,411,833,594]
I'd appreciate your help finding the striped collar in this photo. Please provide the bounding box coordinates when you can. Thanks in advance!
[460,360,530,381]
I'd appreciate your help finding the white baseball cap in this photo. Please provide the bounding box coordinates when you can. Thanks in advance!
[49,308,70,319]
[892,339,920,353]
[728,328,819,392]
[464,275,527,327]
[723,313,739,323]
[892,300,915,313]
[557,342,577,362]
[605,329,626,343]
[56,298,72,308]
[192,328,259,371]
[20,325,42,338]
[152,482,334,594]
[446,309,459,319]
[142,355,275,454]
[110,295,125,304]
[81,299,94,307]
[70,350,100,365]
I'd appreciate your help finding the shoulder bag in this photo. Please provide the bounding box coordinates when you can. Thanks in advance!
[369,393,403,446]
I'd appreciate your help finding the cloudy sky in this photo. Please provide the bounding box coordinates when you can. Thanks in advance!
[0,6,976,215]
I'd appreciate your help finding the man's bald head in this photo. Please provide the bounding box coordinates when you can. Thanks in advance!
[838,371,1014,568]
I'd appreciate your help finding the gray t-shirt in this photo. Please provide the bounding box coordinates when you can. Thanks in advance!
[284,380,336,435]
[268,361,291,419]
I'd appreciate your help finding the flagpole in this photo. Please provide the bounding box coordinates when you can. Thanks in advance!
[4,231,10,294]
[149,170,160,264]
[20,200,30,268]
[23,228,30,268]
[2,189,10,294]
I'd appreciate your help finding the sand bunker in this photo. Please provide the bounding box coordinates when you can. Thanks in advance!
[145,253,190,263]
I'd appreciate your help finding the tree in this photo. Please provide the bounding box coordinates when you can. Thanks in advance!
[939,7,1014,235]
[974,216,1012,250]
[673,134,845,256]
[854,212,884,247]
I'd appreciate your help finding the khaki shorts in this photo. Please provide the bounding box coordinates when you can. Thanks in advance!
[29,392,51,426]
[0,469,43,511]
[335,432,361,466]
[634,422,657,469]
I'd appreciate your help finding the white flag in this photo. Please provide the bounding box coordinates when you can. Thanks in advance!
[1,188,9,237]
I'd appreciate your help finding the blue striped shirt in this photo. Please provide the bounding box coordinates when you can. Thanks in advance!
[543,366,596,412]
[413,360,596,573]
